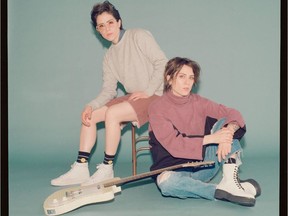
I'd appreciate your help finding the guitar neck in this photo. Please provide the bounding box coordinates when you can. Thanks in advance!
[103,161,214,188]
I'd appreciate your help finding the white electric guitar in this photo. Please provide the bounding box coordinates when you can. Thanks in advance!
[43,161,214,216]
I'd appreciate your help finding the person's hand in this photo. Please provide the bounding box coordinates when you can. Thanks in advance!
[128,91,149,101]
[210,127,234,162]
[217,141,232,162]
[81,106,92,127]
[226,122,240,133]
[210,127,233,144]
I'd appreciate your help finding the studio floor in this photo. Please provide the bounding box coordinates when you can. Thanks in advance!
[9,155,280,216]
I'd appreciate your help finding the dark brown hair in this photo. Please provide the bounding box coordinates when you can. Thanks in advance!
[90,1,123,29]
[164,57,201,92]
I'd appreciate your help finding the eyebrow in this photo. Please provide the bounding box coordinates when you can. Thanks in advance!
[98,18,115,25]
[177,72,194,76]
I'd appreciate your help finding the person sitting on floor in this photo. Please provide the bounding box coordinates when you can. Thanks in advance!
[148,57,261,206]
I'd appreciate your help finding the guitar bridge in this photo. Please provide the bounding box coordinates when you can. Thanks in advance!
[65,189,82,197]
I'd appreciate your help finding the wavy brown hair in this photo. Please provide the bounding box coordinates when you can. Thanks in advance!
[164,57,201,92]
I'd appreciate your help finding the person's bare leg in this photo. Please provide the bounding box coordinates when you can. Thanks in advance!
[79,106,108,152]
[81,102,138,186]
[104,102,138,155]
[51,106,108,186]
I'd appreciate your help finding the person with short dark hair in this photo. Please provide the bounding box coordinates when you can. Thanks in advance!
[51,1,167,187]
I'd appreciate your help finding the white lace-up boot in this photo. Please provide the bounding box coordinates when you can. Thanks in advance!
[51,162,90,186]
[81,163,114,186]
[241,179,261,197]
[215,164,256,206]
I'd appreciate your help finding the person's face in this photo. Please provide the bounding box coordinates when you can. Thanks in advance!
[168,65,195,97]
[96,12,121,44]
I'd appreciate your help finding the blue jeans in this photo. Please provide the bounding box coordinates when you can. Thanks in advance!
[157,118,242,200]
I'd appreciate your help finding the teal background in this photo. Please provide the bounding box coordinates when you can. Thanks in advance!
[7,1,281,216]
[8,0,280,164]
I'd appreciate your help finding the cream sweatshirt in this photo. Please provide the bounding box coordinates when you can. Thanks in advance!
[87,29,168,110]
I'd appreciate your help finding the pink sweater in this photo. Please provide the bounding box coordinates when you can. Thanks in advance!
[148,91,245,160]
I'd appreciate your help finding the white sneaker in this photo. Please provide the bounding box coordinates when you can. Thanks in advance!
[215,164,255,206]
[51,162,90,186]
[81,163,114,186]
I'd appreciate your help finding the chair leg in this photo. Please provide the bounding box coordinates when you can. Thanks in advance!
[131,125,137,175]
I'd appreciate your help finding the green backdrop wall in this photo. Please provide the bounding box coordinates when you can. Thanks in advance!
[8,0,280,165]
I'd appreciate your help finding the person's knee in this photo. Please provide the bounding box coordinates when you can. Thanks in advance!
[89,108,106,124]
[105,106,119,122]
[105,103,134,124]
[157,171,178,197]
[157,171,172,185]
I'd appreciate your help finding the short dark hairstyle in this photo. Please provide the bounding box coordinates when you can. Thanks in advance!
[164,57,201,92]
[90,1,123,29]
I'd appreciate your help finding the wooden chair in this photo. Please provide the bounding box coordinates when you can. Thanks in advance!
[131,124,150,175]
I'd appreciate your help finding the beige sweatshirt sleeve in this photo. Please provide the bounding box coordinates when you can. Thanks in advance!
[134,30,167,96]
[86,55,118,110]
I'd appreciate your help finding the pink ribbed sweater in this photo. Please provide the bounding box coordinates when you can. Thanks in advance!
[148,91,245,160]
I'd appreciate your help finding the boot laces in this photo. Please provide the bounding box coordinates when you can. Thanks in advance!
[233,166,244,190]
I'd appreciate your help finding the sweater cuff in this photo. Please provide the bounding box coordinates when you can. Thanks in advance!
[86,101,99,111]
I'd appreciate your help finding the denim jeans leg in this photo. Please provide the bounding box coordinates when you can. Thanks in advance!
[189,118,226,182]
[190,118,243,182]
[191,139,242,183]
[157,171,217,200]
[157,118,243,200]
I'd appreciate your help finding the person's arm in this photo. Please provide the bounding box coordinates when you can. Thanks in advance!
[199,96,246,139]
[86,54,118,110]
[198,96,245,161]
[226,121,240,132]
[203,121,240,145]
[203,126,234,162]
[201,99,243,161]
[134,30,167,96]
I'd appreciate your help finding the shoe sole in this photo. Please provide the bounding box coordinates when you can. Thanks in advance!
[81,175,114,186]
[215,189,256,207]
[240,179,261,197]
[51,179,89,187]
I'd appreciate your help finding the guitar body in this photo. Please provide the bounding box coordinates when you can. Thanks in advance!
[44,161,214,215]
[44,178,121,216]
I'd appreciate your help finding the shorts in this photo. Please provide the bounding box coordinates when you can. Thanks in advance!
[105,94,159,127]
